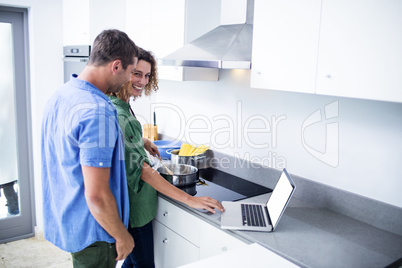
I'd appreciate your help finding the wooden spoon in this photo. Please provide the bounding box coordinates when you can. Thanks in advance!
[159,157,174,175]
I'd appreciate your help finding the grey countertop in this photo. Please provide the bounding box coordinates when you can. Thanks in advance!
[159,192,402,268]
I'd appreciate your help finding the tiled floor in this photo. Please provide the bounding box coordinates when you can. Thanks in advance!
[1,187,70,267]
[0,236,125,268]
[0,236,72,268]
[0,188,124,267]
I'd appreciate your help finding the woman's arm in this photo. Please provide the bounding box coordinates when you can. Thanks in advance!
[143,138,160,158]
[140,162,225,213]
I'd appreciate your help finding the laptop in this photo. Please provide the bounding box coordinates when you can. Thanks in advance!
[221,168,296,232]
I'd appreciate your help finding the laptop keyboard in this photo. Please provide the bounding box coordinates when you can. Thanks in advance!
[241,204,267,227]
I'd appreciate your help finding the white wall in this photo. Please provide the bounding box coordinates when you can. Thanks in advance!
[135,70,402,208]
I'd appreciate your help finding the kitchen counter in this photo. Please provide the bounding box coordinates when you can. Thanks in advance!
[159,184,402,268]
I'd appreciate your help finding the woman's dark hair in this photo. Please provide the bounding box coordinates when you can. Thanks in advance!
[89,29,139,70]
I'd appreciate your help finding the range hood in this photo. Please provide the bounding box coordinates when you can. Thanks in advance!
[158,0,254,70]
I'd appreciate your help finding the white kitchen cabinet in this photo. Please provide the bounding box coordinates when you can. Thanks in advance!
[251,0,402,103]
[126,0,220,81]
[126,0,185,57]
[250,0,321,94]
[199,220,247,259]
[153,197,200,268]
[62,0,90,45]
[153,220,199,268]
[154,196,201,245]
[316,0,402,103]
[126,0,187,81]
[153,197,249,267]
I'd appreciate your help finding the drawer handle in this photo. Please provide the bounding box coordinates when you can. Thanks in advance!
[163,239,168,243]
[222,246,227,252]
[163,212,168,217]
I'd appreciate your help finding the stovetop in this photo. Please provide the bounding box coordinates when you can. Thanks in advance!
[154,157,273,203]
[194,168,272,203]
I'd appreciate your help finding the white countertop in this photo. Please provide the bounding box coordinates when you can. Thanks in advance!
[160,192,402,268]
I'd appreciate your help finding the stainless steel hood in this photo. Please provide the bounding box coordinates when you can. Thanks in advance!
[158,0,254,70]
[158,24,252,69]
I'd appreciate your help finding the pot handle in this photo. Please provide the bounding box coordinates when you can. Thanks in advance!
[191,155,206,160]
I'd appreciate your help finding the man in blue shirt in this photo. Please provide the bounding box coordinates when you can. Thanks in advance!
[41,29,138,267]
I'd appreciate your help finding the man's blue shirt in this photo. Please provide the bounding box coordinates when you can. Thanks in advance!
[41,75,129,252]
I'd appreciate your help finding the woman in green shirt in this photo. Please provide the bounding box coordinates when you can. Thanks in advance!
[108,48,224,268]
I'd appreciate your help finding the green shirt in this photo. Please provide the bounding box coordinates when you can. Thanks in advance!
[109,95,157,228]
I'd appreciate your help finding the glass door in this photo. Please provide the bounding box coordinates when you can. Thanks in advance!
[0,7,35,243]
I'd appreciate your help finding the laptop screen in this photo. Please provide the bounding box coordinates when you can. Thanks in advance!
[266,170,295,228]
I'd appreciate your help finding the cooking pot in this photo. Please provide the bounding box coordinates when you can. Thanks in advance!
[170,149,209,169]
[157,164,199,186]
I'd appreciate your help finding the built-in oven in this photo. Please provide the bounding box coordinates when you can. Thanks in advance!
[62,45,91,83]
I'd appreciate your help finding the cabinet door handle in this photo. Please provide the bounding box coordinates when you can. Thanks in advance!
[163,239,168,243]
[163,212,168,216]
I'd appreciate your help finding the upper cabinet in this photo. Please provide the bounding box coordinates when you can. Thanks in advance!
[126,0,185,57]
[126,0,221,81]
[316,0,402,102]
[251,0,402,103]
[63,0,90,45]
[63,0,127,45]
[250,0,321,94]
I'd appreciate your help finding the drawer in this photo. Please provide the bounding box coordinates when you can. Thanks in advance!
[155,197,200,246]
[153,220,199,268]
